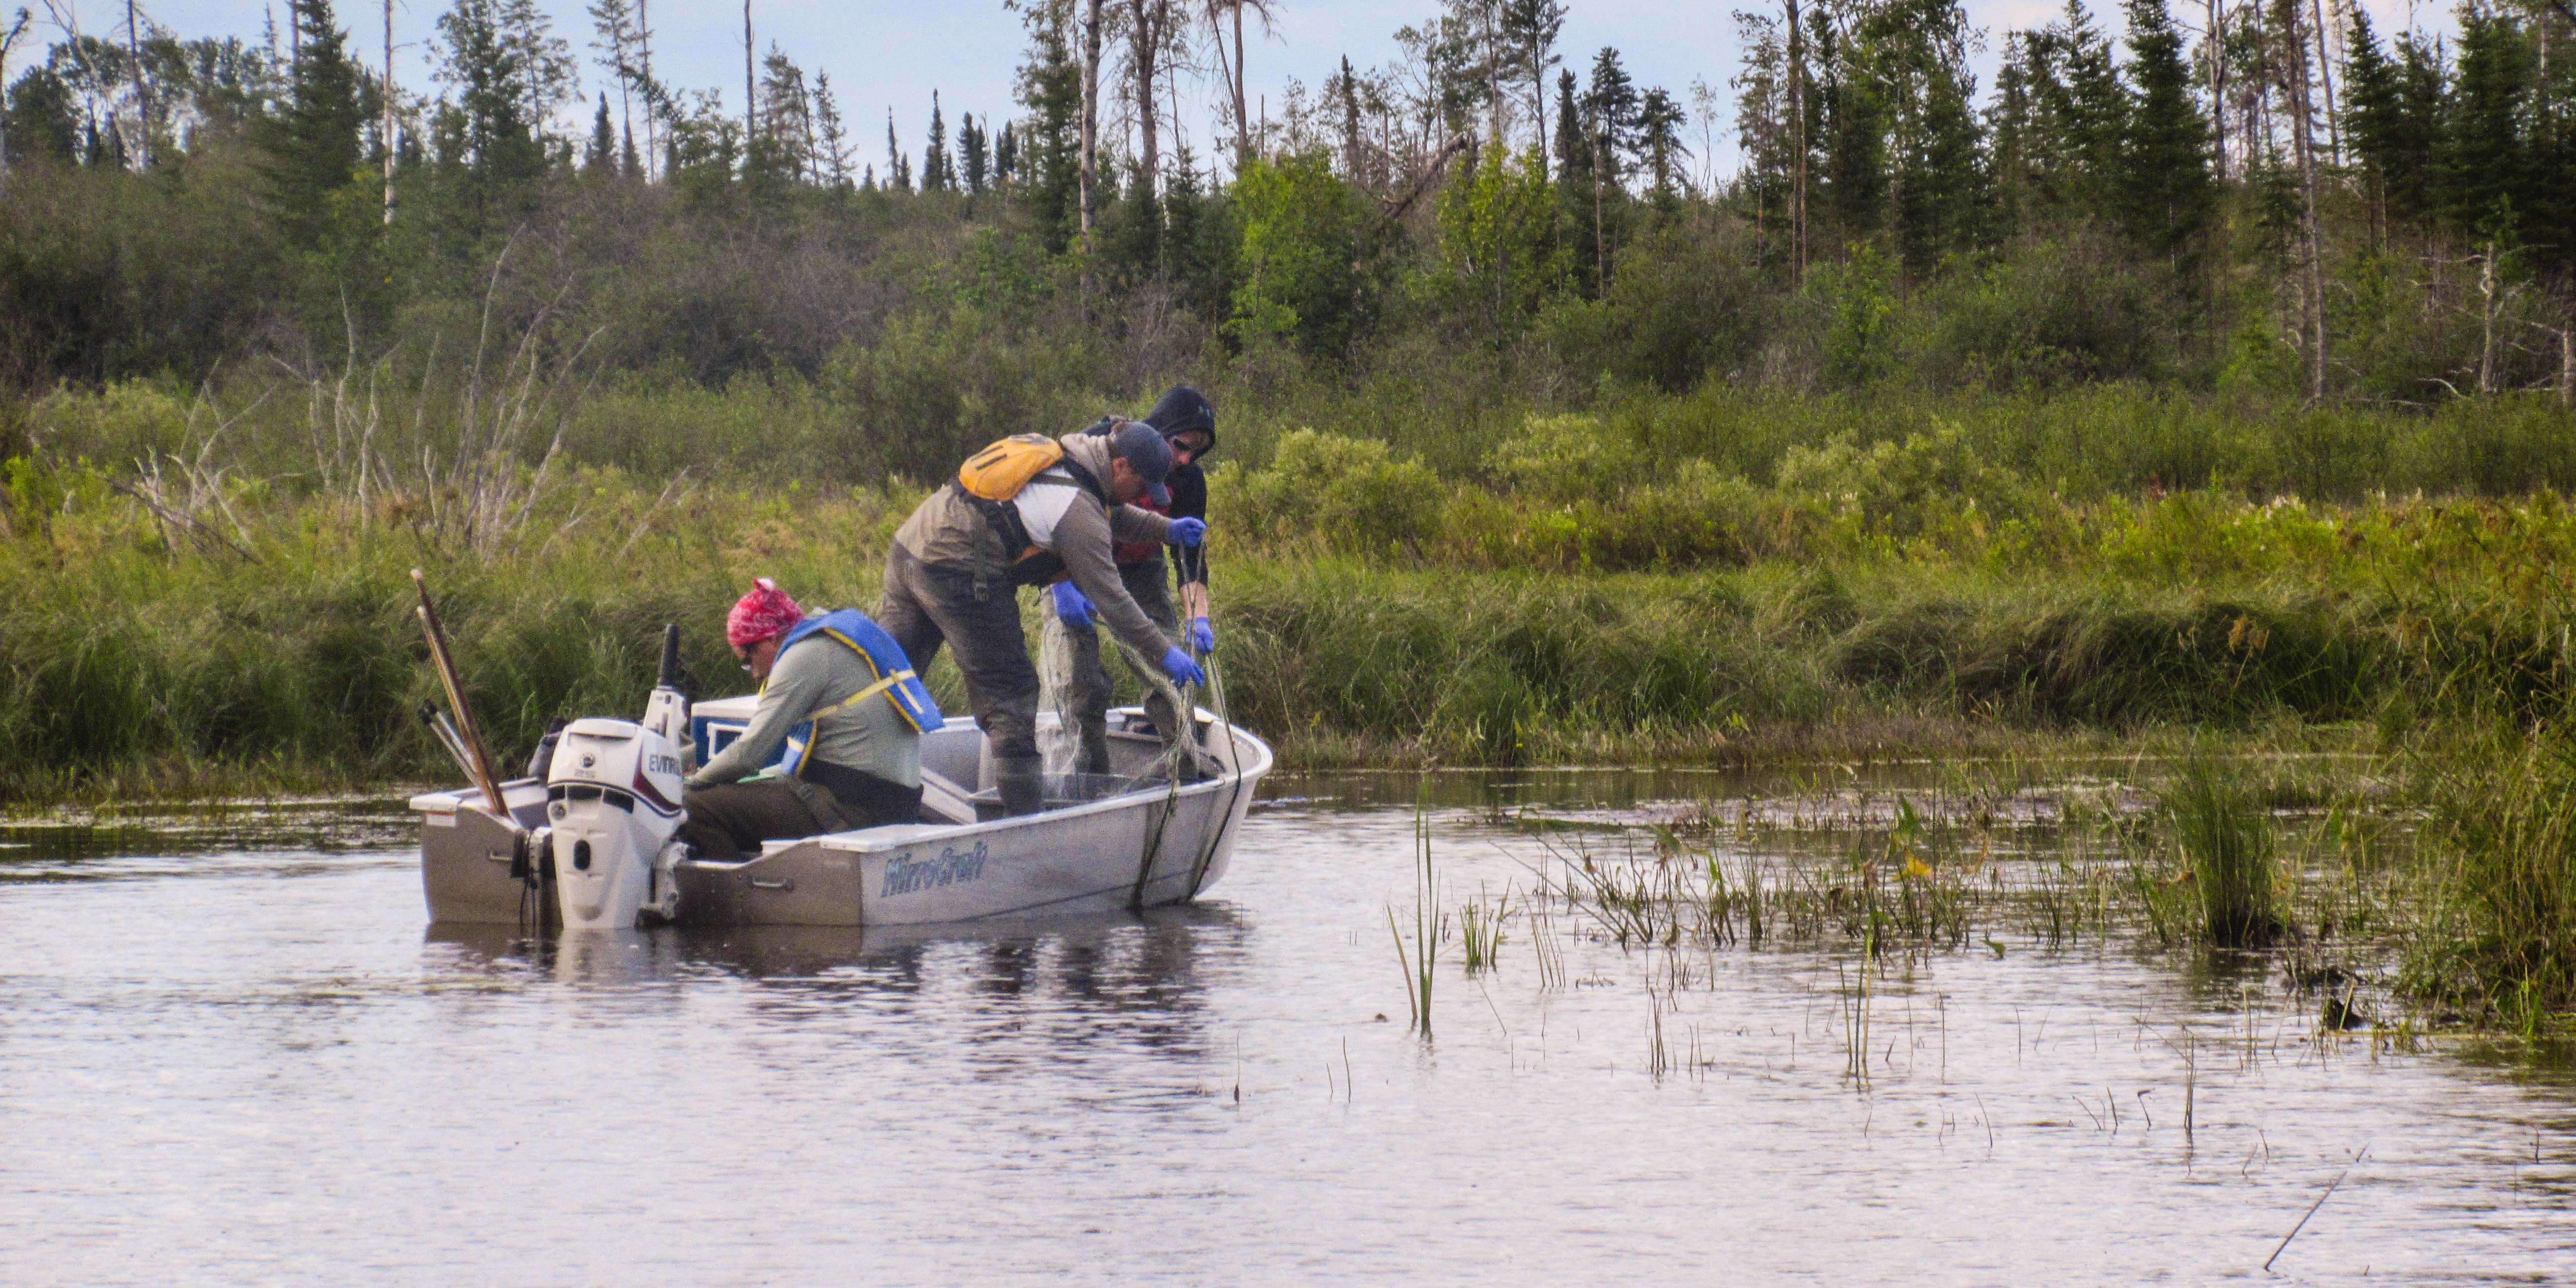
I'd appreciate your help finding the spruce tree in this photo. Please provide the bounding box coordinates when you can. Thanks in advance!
[2387,31,2448,231]
[1818,17,1888,246]
[885,109,910,190]
[433,0,573,218]
[812,71,851,187]
[1012,0,1080,247]
[1989,33,2041,234]
[1861,0,1987,276]
[924,90,949,190]
[1582,46,1640,183]
[2055,0,2125,197]
[2342,10,2409,240]
[1552,68,1598,294]
[963,112,988,192]
[1636,86,1687,201]
[2444,5,2536,236]
[1500,0,1567,177]
[1896,39,1987,275]
[587,92,616,171]
[2118,0,2213,266]
[263,0,367,242]
[3,67,82,166]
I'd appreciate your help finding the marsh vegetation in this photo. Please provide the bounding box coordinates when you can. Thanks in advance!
[7,0,2576,1038]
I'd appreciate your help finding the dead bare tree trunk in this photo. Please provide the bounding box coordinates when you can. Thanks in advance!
[1206,0,1252,170]
[638,0,657,179]
[742,0,756,149]
[1233,2,1249,164]
[2311,0,2339,163]
[2560,318,2574,406]
[125,0,152,165]
[2277,0,2329,402]
[1788,0,1809,284]
[1592,127,1608,291]
[1128,0,1167,205]
[383,0,397,223]
[1080,0,1102,241]
[2208,0,2228,178]
[2475,242,2506,395]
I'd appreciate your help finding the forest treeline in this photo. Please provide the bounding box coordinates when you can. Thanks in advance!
[3,0,2574,438]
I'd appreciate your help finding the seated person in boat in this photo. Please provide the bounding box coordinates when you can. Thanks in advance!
[878,419,1207,814]
[678,578,944,862]
[1049,386,1220,774]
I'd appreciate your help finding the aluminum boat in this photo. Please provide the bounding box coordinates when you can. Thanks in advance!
[411,698,1270,929]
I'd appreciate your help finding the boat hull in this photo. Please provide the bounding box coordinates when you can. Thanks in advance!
[413,711,1268,929]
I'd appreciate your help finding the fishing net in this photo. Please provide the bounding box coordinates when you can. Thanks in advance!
[1036,607,1088,781]
[1035,601,1222,790]
[1110,634,1224,785]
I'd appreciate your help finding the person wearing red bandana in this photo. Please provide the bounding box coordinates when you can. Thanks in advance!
[676,578,941,862]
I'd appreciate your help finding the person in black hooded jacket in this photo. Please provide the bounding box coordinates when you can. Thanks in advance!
[1052,386,1218,772]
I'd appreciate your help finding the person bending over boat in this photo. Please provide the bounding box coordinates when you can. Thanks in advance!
[678,578,944,863]
[1050,386,1219,774]
[879,419,1207,815]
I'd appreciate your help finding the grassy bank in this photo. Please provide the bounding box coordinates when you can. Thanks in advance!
[12,472,2556,798]
[9,399,2575,792]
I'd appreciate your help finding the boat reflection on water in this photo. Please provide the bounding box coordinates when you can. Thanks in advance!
[423,903,1248,1061]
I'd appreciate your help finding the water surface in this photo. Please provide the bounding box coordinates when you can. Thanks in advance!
[1,772,2569,1284]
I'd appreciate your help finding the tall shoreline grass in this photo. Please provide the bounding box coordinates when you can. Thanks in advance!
[5,464,2570,801]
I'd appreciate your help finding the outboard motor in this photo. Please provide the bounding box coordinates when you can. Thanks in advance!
[538,625,691,930]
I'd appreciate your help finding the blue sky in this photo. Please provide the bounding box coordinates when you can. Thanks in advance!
[16,0,2437,177]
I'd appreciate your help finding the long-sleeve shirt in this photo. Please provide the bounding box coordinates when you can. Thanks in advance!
[892,430,1178,663]
[687,629,922,791]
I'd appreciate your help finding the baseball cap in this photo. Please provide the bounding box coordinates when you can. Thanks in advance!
[1107,419,1175,506]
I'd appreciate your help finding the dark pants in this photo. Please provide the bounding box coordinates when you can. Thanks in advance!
[1063,557,1181,774]
[677,781,823,865]
[876,544,1042,762]
[680,771,922,863]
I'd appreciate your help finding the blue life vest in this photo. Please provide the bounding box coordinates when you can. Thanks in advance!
[773,610,944,766]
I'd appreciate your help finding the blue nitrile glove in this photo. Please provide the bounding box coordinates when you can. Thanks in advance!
[1051,580,1094,628]
[1189,616,1215,653]
[1160,645,1207,687]
[1167,517,1207,547]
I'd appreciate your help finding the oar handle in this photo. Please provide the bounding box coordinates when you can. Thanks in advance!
[412,569,509,818]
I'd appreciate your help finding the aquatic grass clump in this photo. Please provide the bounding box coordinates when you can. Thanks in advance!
[1386,800,1446,1037]
[1458,884,1510,975]
[2405,729,2576,1029]
[2164,759,2286,948]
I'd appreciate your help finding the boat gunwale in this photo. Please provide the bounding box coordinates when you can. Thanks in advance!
[404,720,1276,852]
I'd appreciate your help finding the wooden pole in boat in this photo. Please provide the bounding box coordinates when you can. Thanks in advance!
[411,568,509,817]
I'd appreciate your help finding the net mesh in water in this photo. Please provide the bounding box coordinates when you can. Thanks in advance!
[1036,603,1222,789]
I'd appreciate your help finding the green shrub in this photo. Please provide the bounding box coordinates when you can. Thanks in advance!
[1536,221,1762,393]
[1777,425,2044,538]
[1492,413,1638,505]
[1217,427,1446,555]
[26,382,195,465]
[1911,238,2174,389]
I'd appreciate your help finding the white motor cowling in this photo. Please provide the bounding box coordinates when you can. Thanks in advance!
[545,716,688,930]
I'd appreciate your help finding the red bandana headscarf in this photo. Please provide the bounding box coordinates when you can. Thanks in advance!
[726,577,804,649]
